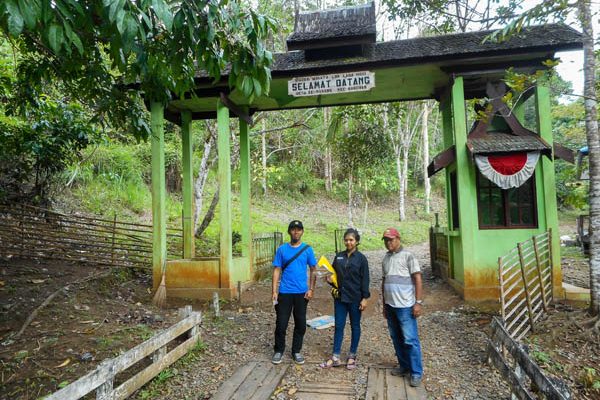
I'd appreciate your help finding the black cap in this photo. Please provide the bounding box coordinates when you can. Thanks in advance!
[288,220,304,232]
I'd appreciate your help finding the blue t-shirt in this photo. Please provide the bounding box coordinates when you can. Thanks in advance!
[273,243,317,294]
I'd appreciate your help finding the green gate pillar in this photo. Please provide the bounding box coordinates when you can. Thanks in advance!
[217,100,232,288]
[151,102,167,288]
[181,111,195,259]
[535,85,562,293]
[239,108,252,277]
[451,76,477,288]
[440,97,455,279]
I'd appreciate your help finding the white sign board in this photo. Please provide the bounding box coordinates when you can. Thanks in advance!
[288,71,375,97]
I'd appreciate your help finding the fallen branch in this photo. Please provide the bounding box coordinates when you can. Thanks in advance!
[14,271,112,339]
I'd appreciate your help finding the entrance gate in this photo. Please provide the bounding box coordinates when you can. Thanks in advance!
[145,3,582,301]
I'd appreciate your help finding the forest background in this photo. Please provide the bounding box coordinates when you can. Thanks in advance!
[0,0,591,257]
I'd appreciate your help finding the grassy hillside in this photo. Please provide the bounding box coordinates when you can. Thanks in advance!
[56,142,445,257]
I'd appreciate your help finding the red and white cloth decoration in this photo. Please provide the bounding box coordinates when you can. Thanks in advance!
[475,151,540,189]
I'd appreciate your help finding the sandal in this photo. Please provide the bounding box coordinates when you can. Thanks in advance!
[346,357,357,370]
[319,357,341,369]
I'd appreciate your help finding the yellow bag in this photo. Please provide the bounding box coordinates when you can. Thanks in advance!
[317,256,338,288]
[317,256,340,299]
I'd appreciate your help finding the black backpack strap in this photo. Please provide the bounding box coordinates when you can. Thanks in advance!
[281,244,310,272]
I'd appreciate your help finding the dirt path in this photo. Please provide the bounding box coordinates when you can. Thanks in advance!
[4,243,593,399]
[146,243,510,400]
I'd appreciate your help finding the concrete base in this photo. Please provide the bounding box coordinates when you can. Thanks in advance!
[167,287,235,300]
[561,282,591,302]
[164,257,252,300]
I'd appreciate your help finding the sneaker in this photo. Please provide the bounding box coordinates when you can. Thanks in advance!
[390,367,410,377]
[271,352,283,365]
[292,353,305,365]
[410,375,422,387]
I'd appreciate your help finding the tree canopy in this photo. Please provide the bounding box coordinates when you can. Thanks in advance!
[0,0,276,140]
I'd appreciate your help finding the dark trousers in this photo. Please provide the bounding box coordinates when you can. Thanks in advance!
[274,293,308,354]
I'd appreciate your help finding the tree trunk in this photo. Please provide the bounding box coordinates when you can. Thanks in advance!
[193,125,216,236]
[195,123,240,239]
[348,171,354,227]
[362,179,369,227]
[422,102,431,214]
[196,188,219,238]
[578,0,600,316]
[396,115,406,221]
[401,144,409,220]
[261,118,268,196]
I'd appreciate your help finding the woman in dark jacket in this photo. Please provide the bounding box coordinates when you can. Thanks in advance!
[320,228,370,370]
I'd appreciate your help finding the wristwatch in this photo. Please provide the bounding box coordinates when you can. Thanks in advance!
[415,299,424,305]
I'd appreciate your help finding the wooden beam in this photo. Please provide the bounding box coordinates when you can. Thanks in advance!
[553,142,575,163]
[427,145,456,177]
[219,93,253,125]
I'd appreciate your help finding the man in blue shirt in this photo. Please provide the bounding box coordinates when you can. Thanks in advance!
[271,220,317,365]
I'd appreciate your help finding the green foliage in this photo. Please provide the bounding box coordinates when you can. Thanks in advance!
[0,97,97,202]
[0,0,276,140]
[380,0,457,33]
[330,105,393,175]
[550,100,587,210]
[488,1,571,43]
[57,380,69,389]
[581,367,600,391]
[265,163,323,195]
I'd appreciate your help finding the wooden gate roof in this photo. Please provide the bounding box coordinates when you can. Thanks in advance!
[166,24,582,123]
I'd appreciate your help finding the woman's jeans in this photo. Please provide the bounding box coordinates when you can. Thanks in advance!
[385,304,423,378]
[274,293,308,354]
[333,299,362,356]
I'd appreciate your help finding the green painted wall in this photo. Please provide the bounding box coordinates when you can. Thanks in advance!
[444,82,561,300]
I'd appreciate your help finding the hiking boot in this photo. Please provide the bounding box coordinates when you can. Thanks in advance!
[271,352,283,365]
[410,375,422,387]
[390,367,410,377]
[292,353,305,365]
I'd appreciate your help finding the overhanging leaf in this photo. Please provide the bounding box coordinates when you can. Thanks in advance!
[47,23,64,53]
[6,0,24,36]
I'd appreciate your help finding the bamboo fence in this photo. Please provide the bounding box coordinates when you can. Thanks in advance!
[498,230,553,340]
[0,203,182,269]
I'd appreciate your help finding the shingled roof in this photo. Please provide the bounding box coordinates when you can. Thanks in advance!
[274,24,581,74]
[287,2,376,51]
[467,133,551,155]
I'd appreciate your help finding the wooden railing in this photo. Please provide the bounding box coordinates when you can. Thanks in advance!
[0,203,182,268]
[487,317,570,399]
[252,232,282,278]
[498,230,553,340]
[45,306,201,400]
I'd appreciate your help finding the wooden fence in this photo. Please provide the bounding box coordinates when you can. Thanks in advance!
[0,203,182,268]
[498,230,553,341]
[45,306,201,400]
[252,232,283,278]
[429,227,449,279]
[487,317,570,400]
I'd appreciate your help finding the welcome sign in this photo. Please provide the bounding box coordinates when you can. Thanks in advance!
[288,71,375,97]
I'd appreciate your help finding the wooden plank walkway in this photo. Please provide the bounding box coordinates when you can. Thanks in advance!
[212,363,427,400]
[211,361,288,400]
[295,379,355,399]
[365,366,427,400]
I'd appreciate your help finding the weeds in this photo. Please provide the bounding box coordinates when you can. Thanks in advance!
[581,367,600,391]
